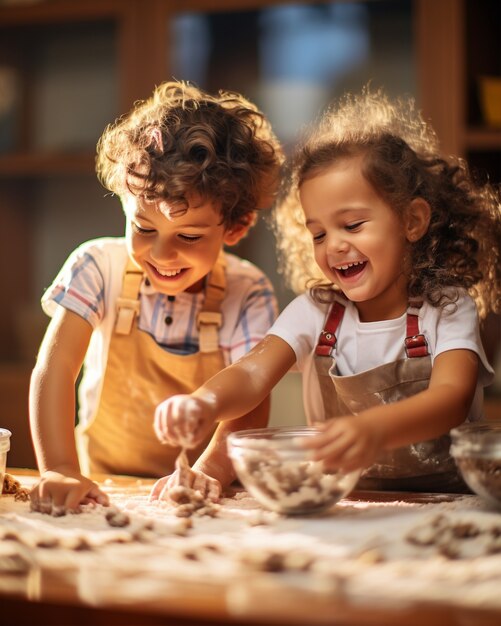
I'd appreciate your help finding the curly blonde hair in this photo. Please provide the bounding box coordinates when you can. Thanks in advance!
[273,88,501,318]
[96,81,283,229]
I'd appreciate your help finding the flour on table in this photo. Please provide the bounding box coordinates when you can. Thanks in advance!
[1,474,501,612]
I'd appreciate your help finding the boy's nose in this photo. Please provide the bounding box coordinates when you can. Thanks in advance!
[151,238,177,262]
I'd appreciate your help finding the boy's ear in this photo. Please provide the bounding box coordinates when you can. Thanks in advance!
[223,214,257,246]
[405,198,431,242]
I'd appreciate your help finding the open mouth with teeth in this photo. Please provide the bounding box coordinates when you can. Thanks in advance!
[334,260,367,279]
[149,263,187,280]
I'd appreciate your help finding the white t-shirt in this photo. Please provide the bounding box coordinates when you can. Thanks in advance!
[42,237,278,427]
[268,291,494,424]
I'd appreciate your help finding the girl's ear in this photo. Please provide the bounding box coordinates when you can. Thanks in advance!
[223,214,257,246]
[405,198,431,242]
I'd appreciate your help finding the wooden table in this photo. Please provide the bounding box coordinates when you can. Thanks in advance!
[1,469,500,626]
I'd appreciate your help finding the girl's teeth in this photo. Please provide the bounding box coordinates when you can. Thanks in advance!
[336,261,364,270]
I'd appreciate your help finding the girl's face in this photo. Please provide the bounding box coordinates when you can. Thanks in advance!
[300,157,409,322]
[123,194,231,295]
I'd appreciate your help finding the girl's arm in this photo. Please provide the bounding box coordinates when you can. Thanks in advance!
[29,307,109,513]
[154,334,296,448]
[193,396,271,486]
[150,397,271,502]
[306,349,479,471]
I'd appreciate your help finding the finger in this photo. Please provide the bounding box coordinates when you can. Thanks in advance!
[191,473,207,496]
[64,487,87,513]
[29,486,41,511]
[158,473,185,501]
[176,468,195,489]
[38,497,53,515]
[154,404,170,443]
[312,432,358,466]
[155,397,183,444]
[149,477,168,501]
[206,479,221,502]
[310,420,329,431]
[87,485,109,506]
[172,397,204,448]
[300,427,343,450]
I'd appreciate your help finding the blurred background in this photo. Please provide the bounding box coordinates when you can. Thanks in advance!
[0,0,499,467]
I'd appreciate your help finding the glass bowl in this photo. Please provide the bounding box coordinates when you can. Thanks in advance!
[450,420,501,508]
[227,427,361,515]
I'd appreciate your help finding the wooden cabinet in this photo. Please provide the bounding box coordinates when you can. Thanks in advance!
[416,0,501,396]
[416,0,501,165]
[8,0,497,362]
[0,0,172,367]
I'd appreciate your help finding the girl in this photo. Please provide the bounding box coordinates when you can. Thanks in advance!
[153,89,501,493]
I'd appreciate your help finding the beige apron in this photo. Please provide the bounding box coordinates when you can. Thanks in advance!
[315,300,468,492]
[77,255,227,477]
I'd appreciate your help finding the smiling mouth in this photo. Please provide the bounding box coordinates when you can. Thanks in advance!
[149,263,187,280]
[334,261,367,279]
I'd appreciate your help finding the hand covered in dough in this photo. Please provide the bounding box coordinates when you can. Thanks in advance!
[302,416,383,472]
[30,467,109,516]
[149,467,221,502]
[153,394,217,449]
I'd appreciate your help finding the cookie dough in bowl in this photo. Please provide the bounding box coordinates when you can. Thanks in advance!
[227,427,360,515]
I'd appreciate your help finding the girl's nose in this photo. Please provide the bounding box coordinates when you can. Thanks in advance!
[327,233,349,255]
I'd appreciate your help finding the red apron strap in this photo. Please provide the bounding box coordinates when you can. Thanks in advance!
[315,300,429,359]
[315,301,345,357]
[405,301,429,358]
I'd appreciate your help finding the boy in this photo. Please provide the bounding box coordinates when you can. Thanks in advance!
[29,81,282,514]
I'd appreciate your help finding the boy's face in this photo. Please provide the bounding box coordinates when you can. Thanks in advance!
[123,194,231,295]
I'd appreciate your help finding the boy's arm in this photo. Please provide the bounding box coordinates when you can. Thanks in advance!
[305,349,479,471]
[29,307,109,512]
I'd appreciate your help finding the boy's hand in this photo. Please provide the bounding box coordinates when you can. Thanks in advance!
[30,467,109,516]
[149,467,221,503]
[302,416,384,472]
[153,394,216,448]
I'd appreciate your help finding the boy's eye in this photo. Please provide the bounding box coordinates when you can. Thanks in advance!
[345,221,364,232]
[132,222,155,234]
[179,234,202,243]
[140,193,157,204]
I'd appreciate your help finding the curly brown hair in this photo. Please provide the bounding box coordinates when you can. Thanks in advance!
[96,81,283,229]
[273,88,501,318]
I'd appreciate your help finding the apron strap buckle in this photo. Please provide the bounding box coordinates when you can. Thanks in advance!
[315,330,337,357]
[405,334,429,358]
[197,311,223,329]
[115,297,141,335]
[197,311,223,353]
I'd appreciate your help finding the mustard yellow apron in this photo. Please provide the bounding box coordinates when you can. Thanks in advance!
[77,255,226,477]
[315,300,468,492]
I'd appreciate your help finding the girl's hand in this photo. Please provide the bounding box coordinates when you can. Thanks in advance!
[303,416,384,472]
[149,468,221,503]
[153,394,217,449]
[30,467,109,515]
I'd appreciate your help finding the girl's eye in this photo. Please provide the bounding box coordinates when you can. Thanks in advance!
[312,232,325,244]
[179,234,202,243]
[132,222,155,235]
[345,221,364,232]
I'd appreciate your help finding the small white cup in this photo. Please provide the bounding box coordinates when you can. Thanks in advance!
[0,428,12,494]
